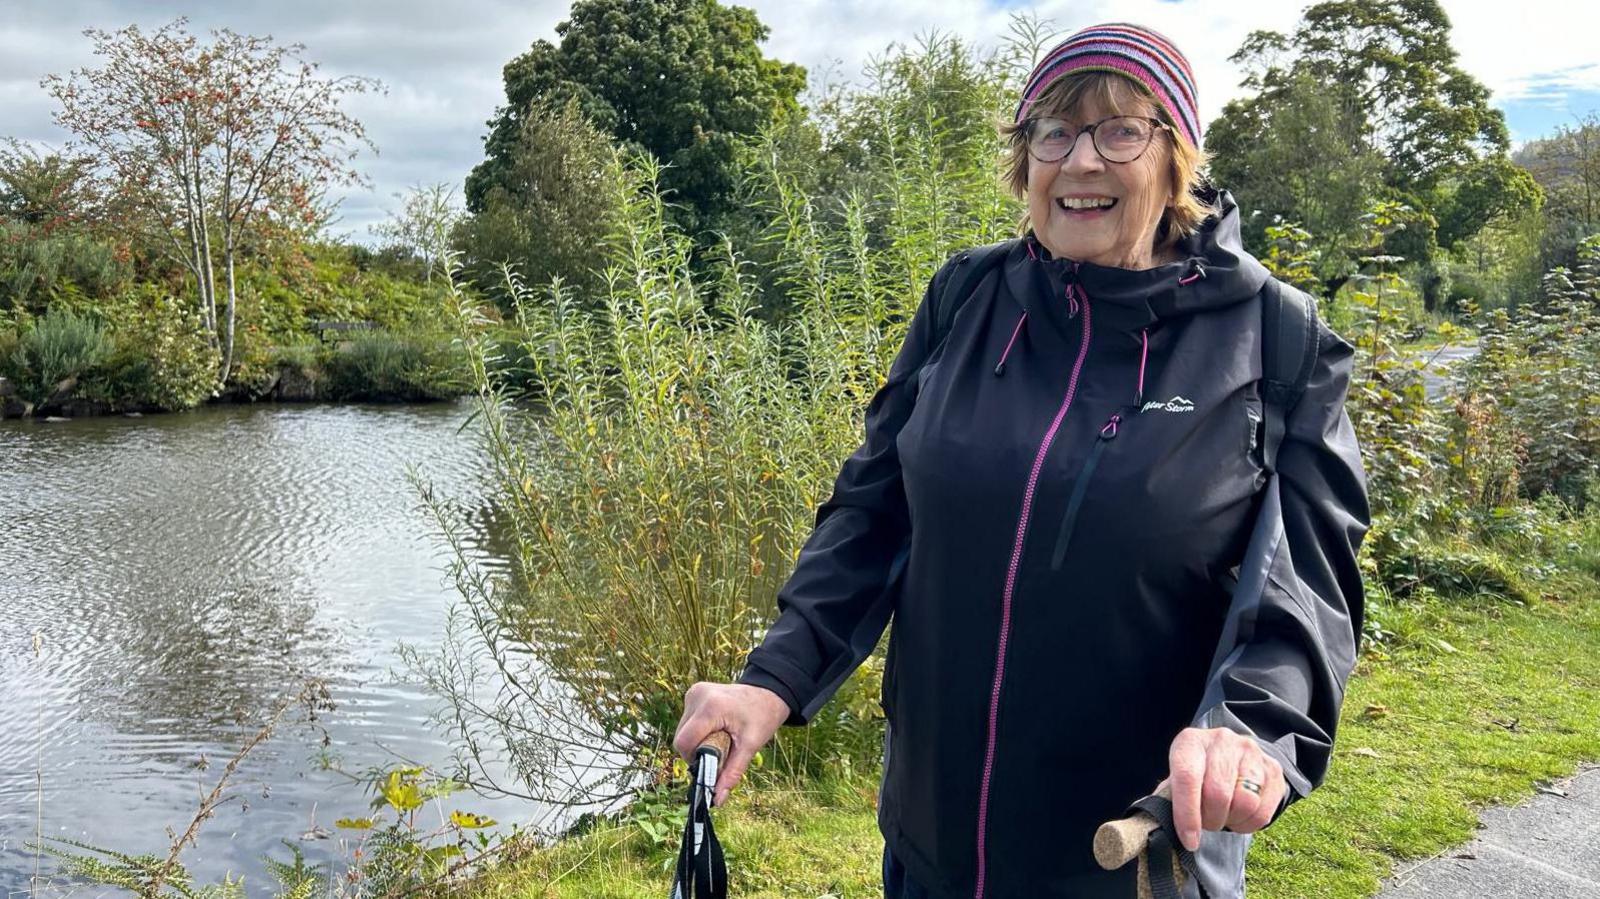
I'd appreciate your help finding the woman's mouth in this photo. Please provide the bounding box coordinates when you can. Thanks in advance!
[1057,196,1118,217]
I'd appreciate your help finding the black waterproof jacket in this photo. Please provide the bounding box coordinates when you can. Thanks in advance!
[738,192,1371,898]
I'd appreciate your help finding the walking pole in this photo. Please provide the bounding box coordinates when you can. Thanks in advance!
[671,730,731,899]
[1093,781,1197,899]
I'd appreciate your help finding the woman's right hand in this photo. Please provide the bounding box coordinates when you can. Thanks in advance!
[672,681,791,807]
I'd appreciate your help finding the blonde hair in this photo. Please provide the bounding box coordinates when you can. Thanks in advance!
[1000,71,1215,253]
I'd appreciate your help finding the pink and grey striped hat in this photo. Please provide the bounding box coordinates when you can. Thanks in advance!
[1015,23,1201,149]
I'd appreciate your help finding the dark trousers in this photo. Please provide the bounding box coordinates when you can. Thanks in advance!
[882,841,1153,899]
[881,843,932,899]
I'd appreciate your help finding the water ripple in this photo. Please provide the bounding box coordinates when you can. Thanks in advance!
[0,401,538,893]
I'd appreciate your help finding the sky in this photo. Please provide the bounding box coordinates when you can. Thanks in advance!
[4,0,1599,242]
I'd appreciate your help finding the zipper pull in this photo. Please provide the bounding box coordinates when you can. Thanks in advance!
[1099,413,1121,440]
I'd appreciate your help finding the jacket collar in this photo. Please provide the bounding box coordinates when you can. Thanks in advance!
[1000,188,1271,340]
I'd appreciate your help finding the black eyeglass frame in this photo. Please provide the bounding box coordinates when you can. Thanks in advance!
[1024,114,1174,165]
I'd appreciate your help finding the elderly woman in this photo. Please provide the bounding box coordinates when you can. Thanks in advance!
[675,22,1369,899]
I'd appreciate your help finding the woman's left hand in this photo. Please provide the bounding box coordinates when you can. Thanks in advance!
[1158,727,1288,851]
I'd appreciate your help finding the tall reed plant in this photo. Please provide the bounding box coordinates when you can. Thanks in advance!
[414,33,1030,815]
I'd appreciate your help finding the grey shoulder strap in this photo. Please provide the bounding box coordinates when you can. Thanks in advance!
[1259,277,1320,474]
[933,239,1018,346]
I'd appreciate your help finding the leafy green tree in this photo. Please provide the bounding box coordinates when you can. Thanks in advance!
[453,99,623,302]
[466,0,805,240]
[1207,67,1385,282]
[1435,156,1544,249]
[1292,0,1508,195]
[1520,112,1600,268]
[1208,0,1526,303]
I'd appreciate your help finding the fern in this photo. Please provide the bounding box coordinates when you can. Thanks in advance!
[263,840,328,899]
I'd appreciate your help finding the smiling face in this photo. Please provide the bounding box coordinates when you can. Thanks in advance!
[1023,83,1178,270]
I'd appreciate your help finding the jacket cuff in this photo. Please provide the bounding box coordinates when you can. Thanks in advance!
[1197,704,1310,826]
[1253,739,1304,825]
[736,661,806,727]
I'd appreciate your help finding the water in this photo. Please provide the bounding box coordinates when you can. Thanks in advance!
[0,402,554,894]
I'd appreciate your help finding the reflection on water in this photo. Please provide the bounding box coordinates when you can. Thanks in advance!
[0,402,545,893]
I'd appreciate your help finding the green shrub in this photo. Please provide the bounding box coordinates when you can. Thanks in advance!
[412,30,1025,812]
[2,306,113,403]
[271,341,322,374]
[1456,300,1600,506]
[79,287,218,411]
[0,220,131,314]
[323,329,469,401]
[1377,542,1537,605]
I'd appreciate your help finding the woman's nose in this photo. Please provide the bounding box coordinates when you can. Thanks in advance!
[1060,130,1105,175]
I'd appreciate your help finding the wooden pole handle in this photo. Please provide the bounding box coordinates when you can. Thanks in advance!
[1093,782,1185,899]
[696,730,732,762]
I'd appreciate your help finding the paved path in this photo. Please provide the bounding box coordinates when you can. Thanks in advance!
[1416,342,1480,401]
[1377,763,1600,897]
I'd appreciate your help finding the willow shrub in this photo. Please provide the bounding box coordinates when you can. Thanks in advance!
[416,35,1027,813]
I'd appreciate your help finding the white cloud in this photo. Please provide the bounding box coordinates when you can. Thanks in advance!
[1441,1,1600,103]
[4,0,1598,240]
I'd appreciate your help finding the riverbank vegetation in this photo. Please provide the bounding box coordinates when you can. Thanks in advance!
[20,0,1600,896]
[412,1,1600,896]
[0,22,475,418]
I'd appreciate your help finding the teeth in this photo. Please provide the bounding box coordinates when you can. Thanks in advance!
[1059,197,1116,210]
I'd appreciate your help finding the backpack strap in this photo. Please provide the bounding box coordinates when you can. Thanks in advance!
[932,239,1018,348]
[1258,277,1320,474]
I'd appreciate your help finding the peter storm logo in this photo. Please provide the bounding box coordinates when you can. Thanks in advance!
[1140,395,1195,414]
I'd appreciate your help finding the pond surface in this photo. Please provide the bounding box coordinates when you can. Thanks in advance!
[0,402,557,894]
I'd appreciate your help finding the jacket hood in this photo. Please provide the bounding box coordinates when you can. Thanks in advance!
[1001,187,1271,340]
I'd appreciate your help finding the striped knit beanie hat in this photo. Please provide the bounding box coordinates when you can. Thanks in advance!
[1015,23,1201,149]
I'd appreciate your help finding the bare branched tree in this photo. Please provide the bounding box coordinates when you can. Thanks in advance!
[372,181,462,283]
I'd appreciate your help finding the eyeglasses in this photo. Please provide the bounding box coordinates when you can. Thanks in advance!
[1025,115,1172,165]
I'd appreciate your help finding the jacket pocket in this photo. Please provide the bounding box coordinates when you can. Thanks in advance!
[1048,406,1132,571]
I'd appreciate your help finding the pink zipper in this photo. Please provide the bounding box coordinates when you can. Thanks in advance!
[973,285,1093,898]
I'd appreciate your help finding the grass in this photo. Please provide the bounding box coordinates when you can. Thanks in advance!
[1249,587,1600,897]
[437,533,1600,899]
[454,776,886,898]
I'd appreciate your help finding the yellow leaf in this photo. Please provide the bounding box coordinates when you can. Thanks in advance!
[449,810,498,829]
[335,817,375,830]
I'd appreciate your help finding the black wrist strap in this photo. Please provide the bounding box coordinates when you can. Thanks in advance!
[670,747,727,899]
[1126,794,1212,899]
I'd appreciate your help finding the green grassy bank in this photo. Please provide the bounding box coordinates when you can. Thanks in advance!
[437,533,1600,899]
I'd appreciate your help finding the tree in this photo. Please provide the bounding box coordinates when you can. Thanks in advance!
[1207,67,1386,282]
[466,0,805,240]
[1434,155,1543,249]
[371,182,462,284]
[1520,112,1600,264]
[454,99,623,301]
[1292,0,1508,195]
[1207,0,1523,297]
[0,139,103,230]
[42,18,379,385]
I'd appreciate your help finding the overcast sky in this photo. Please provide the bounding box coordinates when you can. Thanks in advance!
[5,0,1598,242]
